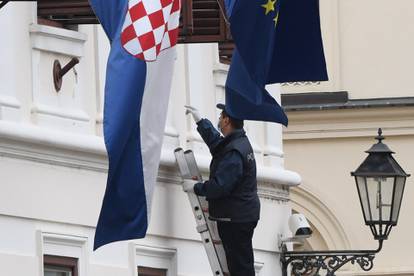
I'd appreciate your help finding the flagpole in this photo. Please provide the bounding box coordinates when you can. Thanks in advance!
[0,1,9,10]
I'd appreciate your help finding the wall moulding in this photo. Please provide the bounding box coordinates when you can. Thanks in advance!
[0,119,300,188]
[212,66,229,88]
[0,121,186,176]
[38,231,88,276]
[258,182,290,202]
[0,95,21,109]
[289,185,351,250]
[0,95,21,121]
[30,24,87,57]
[0,120,107,172]
[284,106,414,140]
[31,103,90,122]
[129,243,177,276]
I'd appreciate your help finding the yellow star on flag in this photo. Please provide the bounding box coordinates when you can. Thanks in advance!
[261,0,276,15]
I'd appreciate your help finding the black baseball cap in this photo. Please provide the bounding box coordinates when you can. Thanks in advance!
[216,103,226,111]
[216,103,244,128]
[216,103,240,119]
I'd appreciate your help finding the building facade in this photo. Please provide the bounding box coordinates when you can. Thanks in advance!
[1,1,413,276]
[283,0,414,275]
[0,2,299,276]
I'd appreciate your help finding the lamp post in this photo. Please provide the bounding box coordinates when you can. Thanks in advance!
[280,129,410,276]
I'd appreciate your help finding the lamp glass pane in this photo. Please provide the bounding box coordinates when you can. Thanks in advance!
[365,177,380,222]
[365,177,394,223]
[391,176,406,223]
[378,177,394,222]
[356,176,371,221]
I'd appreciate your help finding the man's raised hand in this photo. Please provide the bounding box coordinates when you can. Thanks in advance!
[184,105,202,123]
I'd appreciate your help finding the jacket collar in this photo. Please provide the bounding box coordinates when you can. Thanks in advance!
[224,129,246,141]
[213,129,246,154]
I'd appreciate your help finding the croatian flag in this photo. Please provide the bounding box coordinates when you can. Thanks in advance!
[90,0,181,250]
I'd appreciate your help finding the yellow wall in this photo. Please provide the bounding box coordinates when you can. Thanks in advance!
[282,1,414,273]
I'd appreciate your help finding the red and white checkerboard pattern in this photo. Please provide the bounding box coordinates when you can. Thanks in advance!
[121,0,181,61]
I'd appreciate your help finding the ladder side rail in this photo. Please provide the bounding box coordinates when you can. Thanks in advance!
[174,148,192,179]
[183,150,203,181]
[175,148,229,275]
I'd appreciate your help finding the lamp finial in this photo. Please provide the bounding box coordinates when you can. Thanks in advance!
[376,128,384,143]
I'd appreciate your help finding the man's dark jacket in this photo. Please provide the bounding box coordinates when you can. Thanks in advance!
[194,119,260,222]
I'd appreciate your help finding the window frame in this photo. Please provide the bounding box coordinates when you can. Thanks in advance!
[44,254,79,276]
[138,266,168,276]
[38,232,88,276]
[130,244,177,276]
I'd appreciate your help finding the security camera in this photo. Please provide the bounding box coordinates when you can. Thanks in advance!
[289,213,312,238]
[279,214,313,249]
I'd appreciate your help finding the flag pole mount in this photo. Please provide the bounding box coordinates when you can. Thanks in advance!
[53,57,79,92]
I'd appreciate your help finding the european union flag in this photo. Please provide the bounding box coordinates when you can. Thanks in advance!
[224,0,328,126]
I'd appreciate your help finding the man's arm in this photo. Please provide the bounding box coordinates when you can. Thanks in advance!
[196,119,223,154]
[185,105,222,154]
[194,150,243,199]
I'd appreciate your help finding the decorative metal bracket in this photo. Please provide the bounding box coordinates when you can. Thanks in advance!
[280,240,383,276]
[53,57,79,92]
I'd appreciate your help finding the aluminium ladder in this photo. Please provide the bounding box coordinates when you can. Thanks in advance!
[174,148,230,276]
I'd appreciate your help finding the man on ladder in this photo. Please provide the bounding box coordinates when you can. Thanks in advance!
[185,104,260,276]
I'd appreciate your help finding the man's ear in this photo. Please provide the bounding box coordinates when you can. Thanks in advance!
[224,117,230,127]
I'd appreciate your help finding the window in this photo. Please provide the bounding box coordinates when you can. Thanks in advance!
[39,232,87,276]
[131,244,177,276]
[138,266,167,276]
[44,255,78,276]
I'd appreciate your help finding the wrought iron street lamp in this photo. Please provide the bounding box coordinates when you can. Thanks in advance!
[280,129,410,276]
[352,128,409,241]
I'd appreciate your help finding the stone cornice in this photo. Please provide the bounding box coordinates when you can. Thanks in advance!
[29,23,87,57]
[284,106,414,140]
[257,182,290,202]
[0,121,301,187]
[283,93,414,112]
[0,121,107,172]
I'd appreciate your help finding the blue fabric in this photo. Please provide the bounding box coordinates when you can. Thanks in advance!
[226,51,289,125]
[90,0,149,250]
[224,0,328,125]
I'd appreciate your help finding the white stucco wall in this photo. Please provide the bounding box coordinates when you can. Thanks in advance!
[0,2,298,276]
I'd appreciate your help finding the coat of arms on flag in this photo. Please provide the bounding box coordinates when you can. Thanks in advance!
[121,0,181,61]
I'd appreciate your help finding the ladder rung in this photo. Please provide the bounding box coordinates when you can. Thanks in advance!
[212,239,222,245]
[196,223,208,233]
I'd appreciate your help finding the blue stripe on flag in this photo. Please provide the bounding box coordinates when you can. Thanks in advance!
[90,0,150,250]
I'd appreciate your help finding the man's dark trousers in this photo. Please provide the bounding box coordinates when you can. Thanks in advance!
[217,221,258,276]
